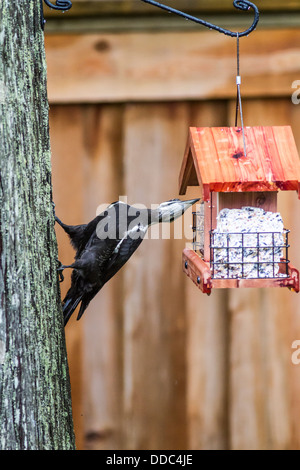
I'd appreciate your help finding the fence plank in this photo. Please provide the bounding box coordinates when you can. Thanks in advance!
[121,102,191,449]
[288,103,300,449]
[77,105,125,450]
[50,105,86,450]
[45,29,300,103]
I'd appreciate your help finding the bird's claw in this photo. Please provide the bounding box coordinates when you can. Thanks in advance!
[52,202,64,227]
[56,260,65,282]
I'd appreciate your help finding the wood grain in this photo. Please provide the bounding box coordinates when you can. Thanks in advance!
[50,105,85,450]
[49,96,300,450]
[180,126,300,197]
[45,29,300,103]
[80,105,124,450]
[122,102,190,450]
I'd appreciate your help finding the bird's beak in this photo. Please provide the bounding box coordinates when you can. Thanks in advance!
[158,198,201,223]
[178,198,201,216]
[182,198,200,206]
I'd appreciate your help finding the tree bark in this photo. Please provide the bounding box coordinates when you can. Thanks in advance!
[0,0,75,450]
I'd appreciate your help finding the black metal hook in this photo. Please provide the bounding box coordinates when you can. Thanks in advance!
[139,0,259,37]
[40,0,72,29]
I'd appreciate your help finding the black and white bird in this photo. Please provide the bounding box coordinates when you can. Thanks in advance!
[56,198,199,325]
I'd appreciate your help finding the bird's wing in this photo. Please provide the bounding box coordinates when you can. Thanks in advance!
[62,238,119,325]
[63,210,148,324]
[102,230,146,285]
[74,213,109,256]
[72,225,147,286]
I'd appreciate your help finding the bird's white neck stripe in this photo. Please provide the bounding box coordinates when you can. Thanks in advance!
[113,225,148,253]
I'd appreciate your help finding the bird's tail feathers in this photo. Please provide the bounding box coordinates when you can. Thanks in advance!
[63,290,83,326]
[76,298,90,322]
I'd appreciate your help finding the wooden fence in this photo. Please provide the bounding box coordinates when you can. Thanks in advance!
[46,15,300,450]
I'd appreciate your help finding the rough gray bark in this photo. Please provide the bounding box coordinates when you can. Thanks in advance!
[0,1,75,450]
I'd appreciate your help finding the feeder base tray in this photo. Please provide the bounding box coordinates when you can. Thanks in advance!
[182,248,300,295]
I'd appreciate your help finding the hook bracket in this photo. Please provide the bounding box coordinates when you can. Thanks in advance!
[41,0,72,29]
[139,0,259,37]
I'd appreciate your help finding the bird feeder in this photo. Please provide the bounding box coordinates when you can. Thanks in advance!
[179,126,300,294]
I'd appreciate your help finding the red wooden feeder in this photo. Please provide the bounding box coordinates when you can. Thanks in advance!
[179,126,300,294]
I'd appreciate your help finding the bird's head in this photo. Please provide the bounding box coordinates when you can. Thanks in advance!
[155,198,200,223]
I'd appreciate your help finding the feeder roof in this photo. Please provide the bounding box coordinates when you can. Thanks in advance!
[179,126,300,201]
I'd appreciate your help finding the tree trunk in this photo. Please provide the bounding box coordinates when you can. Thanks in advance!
[0,0,75,450]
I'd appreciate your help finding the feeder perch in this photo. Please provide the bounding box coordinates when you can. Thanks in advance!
[179,126,300,294]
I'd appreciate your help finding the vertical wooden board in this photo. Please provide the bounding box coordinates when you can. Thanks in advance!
[185,101,229,450]
[256,184,296,450]
[259,286,292,449]
[186,283,229,450]
[229,98,293,129]
[276,188,300,449]
[122,102,191,450]
[287,101,300,449]
[228,289,268,450]
[50,105,85,450]
[78,105,124,450]
[288,194,300,450]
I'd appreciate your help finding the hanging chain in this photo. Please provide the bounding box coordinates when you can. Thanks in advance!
[44,0,72,10]
[235,33,247,157]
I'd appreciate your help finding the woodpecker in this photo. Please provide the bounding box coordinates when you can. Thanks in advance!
[56,198,199,325]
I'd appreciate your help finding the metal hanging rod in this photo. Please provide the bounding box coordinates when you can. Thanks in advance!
[139,0,259,37]
[44,0,72,11]
[41,0,72,29]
